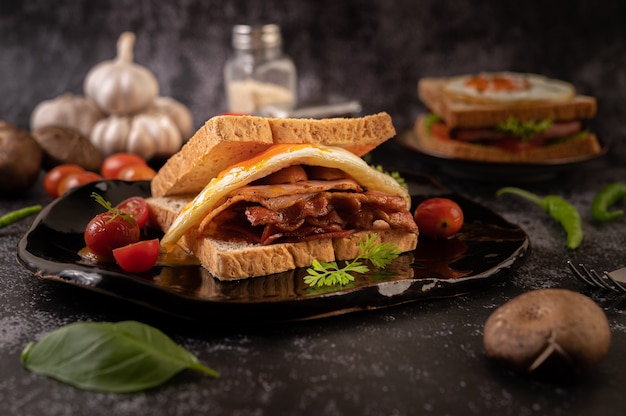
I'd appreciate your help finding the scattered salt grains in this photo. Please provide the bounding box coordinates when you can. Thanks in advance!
[0,315,34,349]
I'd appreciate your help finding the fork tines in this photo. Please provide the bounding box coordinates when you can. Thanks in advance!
[567,261,626,294]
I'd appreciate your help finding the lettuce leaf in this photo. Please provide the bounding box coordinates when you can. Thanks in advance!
[496,117,552,140]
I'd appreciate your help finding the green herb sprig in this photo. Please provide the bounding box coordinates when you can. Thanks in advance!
[91,192,134,224]
[304,234,401,287]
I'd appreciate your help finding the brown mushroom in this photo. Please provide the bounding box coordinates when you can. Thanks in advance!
[483,288,611,379]
[0,122,42,195]
[32,125,103,172]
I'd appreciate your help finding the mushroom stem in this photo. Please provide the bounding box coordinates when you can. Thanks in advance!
[116,32,136,63]
[527,330,572,372]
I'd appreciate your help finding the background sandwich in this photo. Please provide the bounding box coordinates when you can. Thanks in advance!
[413,72,602,163]
[148,113,418,281]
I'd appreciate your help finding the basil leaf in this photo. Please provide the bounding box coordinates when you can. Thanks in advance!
[20,321,218,393]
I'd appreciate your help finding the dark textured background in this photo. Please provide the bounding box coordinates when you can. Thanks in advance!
[2,0,626,140]
[2,1,626,415]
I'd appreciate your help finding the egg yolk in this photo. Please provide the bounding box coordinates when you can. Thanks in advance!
[466,74,531,92]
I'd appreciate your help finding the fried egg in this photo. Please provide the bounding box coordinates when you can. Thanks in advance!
[442,72,576,105]
[160,143,410,249]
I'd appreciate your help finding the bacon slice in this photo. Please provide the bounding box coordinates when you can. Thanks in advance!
[197,180,417,245]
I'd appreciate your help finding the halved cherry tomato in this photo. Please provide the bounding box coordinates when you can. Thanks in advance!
[44,164,85,198]
[113,239,160,273]
[84,211,140,256]
[116,197,149,228]
[57,171,103,196]
[117,164,157,181]
[101,153,147,179]
[414,197,464,239]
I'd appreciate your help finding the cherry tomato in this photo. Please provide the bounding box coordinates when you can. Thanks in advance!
[101,153,147,179]
[116,197,149,228]
[117,164,157,181]
[44,164,85,198]
[57,171,103,196]
[84,212,140,256]
[113,239,160,273]
[413,197,464,239]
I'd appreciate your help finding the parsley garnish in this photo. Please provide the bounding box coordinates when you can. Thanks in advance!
[496,117,552,141]
[304,234,401,287]
[91,192,134,224]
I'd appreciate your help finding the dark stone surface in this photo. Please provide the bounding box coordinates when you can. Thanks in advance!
[1,1,626,415]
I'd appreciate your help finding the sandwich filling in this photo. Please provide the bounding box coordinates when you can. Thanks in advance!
[198,169,416,245]
[160,144,416,249]
[426,114,590,152]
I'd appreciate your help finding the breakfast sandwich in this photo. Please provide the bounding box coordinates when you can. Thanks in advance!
[147,113,418,280]
[413,72,602,163]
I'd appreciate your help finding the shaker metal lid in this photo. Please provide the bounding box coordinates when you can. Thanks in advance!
[232,24,282,50]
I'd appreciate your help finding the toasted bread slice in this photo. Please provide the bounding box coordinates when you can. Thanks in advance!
[412,115,602,163]
[151,113,396,198]
[418,77,597,129]
[147,195,417,280]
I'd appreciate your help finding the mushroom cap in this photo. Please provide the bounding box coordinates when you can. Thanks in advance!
[32,125,103,172]
[483,288,611,378]
[0,121,42,194]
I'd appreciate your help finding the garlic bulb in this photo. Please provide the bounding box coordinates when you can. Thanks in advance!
[149,97,194,140]
[30,93,105,137]
[84,32,159,116]
[90,113,182,160]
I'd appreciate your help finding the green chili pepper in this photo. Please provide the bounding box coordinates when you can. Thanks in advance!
[496,187,583,250]
[591,182,626,222]
[0,205,42,229]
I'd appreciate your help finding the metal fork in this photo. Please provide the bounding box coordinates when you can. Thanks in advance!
[567,261,626,294]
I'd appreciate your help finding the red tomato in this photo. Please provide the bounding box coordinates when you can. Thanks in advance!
[113,239,160,273]
[431,122,452,141]
[84,212,140,256]
[116,197,149,228]
[117,164,157,181]
[101,153,147,179]
[44,164,85,198]
[414,198,464,239]
[57,171,103,196]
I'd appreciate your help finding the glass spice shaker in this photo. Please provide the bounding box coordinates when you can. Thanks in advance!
[224,24,297,114]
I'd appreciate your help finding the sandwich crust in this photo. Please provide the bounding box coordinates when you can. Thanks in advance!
[411,115,602,163]
[151,112,396,198]
[147,195,417,280]
[418,77,597,129]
